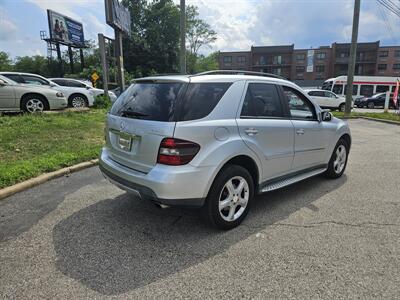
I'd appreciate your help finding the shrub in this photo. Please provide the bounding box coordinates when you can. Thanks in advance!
[93,95,113,109]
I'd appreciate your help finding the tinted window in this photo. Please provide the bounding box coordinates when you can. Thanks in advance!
[3,74,23,83]
[344,85,358,95]
[110,82,184,122]
[332,84,343,95]
[21,75,49,85]
[51,79,68,86]
[180,83,232,121]
[324,91,337,98]
[68,80,86,88]
[241,83,283,118]
[376,85,390,93]
[283,86,316,120]
[360,85,373,97]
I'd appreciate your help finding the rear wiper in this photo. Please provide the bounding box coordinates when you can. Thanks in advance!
[120,110,149,118]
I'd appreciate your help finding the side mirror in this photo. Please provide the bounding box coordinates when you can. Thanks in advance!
[322,111,332,122]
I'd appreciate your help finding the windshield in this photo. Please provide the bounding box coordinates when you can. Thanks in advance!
[321,81,333,91]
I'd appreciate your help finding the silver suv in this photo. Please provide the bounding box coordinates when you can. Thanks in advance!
[99,71,351,229]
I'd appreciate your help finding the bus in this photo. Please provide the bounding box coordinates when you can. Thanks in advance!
[321,76,399,99]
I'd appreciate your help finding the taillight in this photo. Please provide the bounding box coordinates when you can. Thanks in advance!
[157,138,200,166]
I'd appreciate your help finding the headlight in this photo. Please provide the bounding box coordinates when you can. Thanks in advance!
[56,92,64,97]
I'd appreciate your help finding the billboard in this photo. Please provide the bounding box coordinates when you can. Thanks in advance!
[47,10,85,47]
[105,0,131,35]
[306,49,314,72]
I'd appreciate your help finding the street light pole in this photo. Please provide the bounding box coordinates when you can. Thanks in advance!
[345,0,361,116]
[180,0,186,74]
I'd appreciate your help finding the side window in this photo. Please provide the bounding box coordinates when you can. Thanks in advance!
[282,86,316,120]
[332,84,343,95]
[68,80,86,88]
[3,74,23,83]
[376,85,390,93]
[52,79,68,86]
[324,91,336,98]
[240,83,284,118]
[360,85,373,97]
[21,75,49,85]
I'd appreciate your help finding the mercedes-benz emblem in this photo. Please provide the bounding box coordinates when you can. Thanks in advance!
[120,121,126,131]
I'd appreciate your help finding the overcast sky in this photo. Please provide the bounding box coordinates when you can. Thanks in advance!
[1,0,399,58]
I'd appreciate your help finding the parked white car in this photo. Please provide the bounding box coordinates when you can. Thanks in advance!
[0,72,95,108]
[304,89,353,112]
[50,78,118,102]
[0,74,67,113]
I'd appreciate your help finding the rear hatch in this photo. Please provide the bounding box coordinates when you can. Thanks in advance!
[105,78,187,173]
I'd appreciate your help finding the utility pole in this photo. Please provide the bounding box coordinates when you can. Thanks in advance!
[345,0,361,116]
[180,0,186,74]
[115,30,125,91]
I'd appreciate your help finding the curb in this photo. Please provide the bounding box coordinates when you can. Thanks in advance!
[359,116,400,126]
[0,159,98,201]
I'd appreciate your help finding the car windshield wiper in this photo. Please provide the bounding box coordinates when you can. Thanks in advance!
[120,110,149,118]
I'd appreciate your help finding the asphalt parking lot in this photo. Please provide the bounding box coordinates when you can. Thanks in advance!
[0,119,399,299]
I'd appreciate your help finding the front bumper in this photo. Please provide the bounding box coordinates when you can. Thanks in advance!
[99,147,214,207]
[48,97,68,109]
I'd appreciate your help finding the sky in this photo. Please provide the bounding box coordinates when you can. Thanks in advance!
[0,0,399,58]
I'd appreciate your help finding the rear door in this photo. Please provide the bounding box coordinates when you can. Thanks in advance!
[237,82,295,181]
[106,81,185,173]
[282,85,330,171]
[0,81,16,109]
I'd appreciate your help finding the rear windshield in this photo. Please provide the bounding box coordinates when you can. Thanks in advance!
[110,81,232,122]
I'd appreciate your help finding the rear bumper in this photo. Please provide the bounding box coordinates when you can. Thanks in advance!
[99,147,214,207]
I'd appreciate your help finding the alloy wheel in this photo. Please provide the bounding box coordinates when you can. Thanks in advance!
[71,96,86,108]
[333,145,347,174]
[218,176,249,222]
[26,99,44,113]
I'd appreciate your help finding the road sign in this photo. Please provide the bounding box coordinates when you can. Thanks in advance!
[91,72,99,82]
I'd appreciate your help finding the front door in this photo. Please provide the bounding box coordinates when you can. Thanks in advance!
[0,82,16,109]
[282,85,330,171]
[237,82,295,181]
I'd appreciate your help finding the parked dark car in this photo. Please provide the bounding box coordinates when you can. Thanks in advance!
[355,93,399,109]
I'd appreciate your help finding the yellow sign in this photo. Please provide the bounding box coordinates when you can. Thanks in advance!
[91,72,99,82]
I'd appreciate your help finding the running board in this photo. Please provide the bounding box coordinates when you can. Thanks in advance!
[259,167,327,193]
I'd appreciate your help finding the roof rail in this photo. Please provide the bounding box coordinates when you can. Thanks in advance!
[192,70,287,80]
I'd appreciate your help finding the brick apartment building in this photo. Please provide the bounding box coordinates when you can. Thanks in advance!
[218,41,400,85]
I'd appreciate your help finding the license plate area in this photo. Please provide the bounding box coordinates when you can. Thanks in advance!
[117,134,132,151]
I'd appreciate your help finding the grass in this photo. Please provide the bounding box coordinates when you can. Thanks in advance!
[333,111,400,122]
[0,110,106,189]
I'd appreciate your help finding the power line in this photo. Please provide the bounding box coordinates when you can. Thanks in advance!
[376,0,400,18]
[377,1,398,43]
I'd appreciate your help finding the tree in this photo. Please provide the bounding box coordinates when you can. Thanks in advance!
[194,52,219,73]
[0,52,13,71]
[186,6,217,56]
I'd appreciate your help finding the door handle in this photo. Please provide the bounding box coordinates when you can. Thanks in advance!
[296,129,305,135]
[245,128,258,136]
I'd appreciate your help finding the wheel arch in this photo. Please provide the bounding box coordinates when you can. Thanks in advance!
[68,93,88,106]
[20,93,50,110]
[340,133,351,150]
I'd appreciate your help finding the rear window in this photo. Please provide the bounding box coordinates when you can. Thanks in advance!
[110,82,232,122]
[179,83,232,121]
[110,82,184,121]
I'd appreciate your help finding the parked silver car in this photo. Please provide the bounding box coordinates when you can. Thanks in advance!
[0,75,67,113]
[99,71,351,229]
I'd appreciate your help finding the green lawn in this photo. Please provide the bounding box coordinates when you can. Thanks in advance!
[333,111,400,122]
[0,110,106,189]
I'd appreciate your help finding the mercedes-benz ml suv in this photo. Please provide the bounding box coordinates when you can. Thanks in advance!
[99,71,351,229]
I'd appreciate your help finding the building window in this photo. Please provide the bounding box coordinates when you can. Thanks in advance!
[296,54,305,61]
[379,51,389,57]
[273,55,282,65]
[316,52,326,60]
[296,66,305,73]
[237,56,246,64]
[395,50,400,57]
[315,74,323,80]
[393,64,400,70]
[223,56,232,64]
[378,64,387,70]
[339,52,349,58]
[316,65,325,73]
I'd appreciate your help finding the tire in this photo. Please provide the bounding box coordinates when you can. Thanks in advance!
[367,102,374,109]
[324,138,349,179]
[339,103,345,112]
[68,94,88,108]
[21,95,47,113]
[203,165,254,230]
